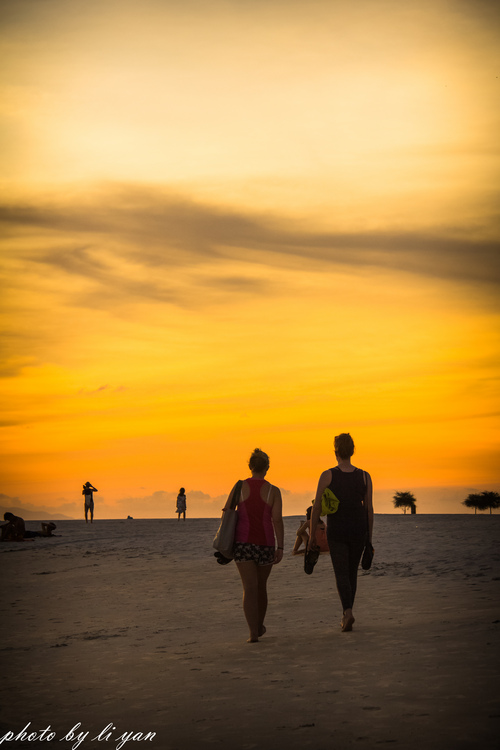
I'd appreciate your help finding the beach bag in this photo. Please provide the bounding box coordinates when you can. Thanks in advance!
[320,487,340,516]
[213,480,242,562]
[361,541,374,570]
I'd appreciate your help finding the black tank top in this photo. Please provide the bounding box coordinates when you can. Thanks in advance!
[326,467,367,540]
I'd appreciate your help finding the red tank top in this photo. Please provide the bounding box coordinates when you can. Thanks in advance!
[234,478,275,546]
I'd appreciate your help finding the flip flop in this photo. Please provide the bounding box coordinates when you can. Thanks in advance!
[304,545,320,575]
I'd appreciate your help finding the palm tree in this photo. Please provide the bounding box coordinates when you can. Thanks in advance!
[462,491,500,514]
[393,491,417,514]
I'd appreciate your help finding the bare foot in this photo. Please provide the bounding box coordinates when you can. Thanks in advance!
[258,625,267,637]
[247,636,259,643]
[341,614,355,632]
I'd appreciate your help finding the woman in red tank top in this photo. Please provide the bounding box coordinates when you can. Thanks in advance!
[223,448,284,643]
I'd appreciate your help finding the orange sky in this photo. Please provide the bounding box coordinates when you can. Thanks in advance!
[1,0,499,518]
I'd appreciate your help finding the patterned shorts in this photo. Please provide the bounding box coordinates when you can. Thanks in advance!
[233,542,275,566]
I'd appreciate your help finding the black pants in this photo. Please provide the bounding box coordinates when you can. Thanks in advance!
[328,537,366,611]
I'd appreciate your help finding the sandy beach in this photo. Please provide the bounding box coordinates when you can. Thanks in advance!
[1,514,499,750]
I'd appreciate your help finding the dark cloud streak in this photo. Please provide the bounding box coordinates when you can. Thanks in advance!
[1,186,499,300]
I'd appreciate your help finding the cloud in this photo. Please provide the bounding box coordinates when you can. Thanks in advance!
[77,385,127,395]
[1,184,498,377]
[106,489,229,518]
[0,493,19,504]
[99,487,318,518]
[5,491,290,521]
[455,0,500,26]
[1,185,499,299]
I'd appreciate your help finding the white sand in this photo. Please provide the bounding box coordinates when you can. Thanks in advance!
[1,515,499,750]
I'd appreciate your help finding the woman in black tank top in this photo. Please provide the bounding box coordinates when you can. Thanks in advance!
[310,433,374,632]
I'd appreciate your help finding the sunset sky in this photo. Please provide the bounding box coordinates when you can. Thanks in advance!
[1,0,499,518]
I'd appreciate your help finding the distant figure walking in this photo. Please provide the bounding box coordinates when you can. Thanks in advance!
[82,482,98,523]
[176,488,187,521]
[223,448,284,643]
[310,433,374,632]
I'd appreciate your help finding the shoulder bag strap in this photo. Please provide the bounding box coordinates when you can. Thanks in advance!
[230,480,243,510]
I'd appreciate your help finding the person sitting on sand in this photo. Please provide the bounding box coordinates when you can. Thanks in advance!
[293,508,310,554]
[1,512,26,541]
[176,488,187,521]
[310,433,374,633]
[40,522,57,536]
[292,506,329,554]
[82,482,98,523]
[223,448,284,643]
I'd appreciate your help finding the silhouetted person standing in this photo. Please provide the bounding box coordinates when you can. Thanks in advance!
[176,488,187,520]
[310,433,374,632]
[83,482,98,523]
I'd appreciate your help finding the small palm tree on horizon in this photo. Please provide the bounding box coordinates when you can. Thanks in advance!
[393,490,417,514]
[462,491,500,514]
